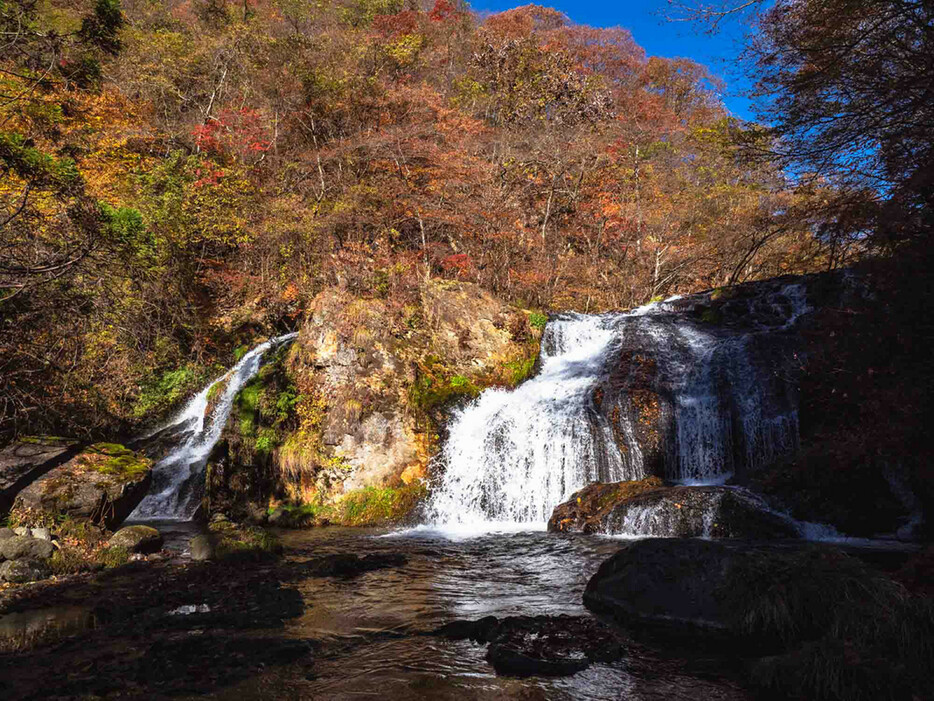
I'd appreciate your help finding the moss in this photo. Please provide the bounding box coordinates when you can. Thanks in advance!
[710,286,736,301]
[236,381,264,436]
[529,312,548,330]
[133,365,203,418]
[206,380,223,404]
[97,545,130,569]
[503,353,537,387]
[273,482,427,528]
[732,548,934,701]
[255,428,278,455]
[213,524,282,562]
[337,483,426,526]
[81,443,151,478]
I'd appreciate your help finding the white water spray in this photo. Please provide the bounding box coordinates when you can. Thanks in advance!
[427,314,629,527]
[429,283,811,528]
[130,333,297,521]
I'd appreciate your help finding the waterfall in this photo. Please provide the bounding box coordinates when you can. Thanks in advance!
[130,333,297,521]
[427,314,628,527]
[428,281,811,528]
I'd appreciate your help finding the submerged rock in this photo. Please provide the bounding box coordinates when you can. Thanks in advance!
[549,482,799,539]
[11,443,152,530]
[298,552,407,578]
[0,558,51,583]
[108,525,163,554]
[434,614,626,677]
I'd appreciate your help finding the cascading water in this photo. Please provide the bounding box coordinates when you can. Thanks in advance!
[429,281,812,529]
[427,314,629,527]
[130,333,297,521]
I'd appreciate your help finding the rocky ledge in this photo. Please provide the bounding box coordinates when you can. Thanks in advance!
[548,480,798,539]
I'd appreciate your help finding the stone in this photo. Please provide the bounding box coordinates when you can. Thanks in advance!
[433,614,626,678]
[549,482,799,539]
[0,527,13,540]
[11,443,152,530]
[0,437,79,514]
[190,534,218,561]
[14,526,29,536]
[108,525,163,554]
[0,558,51,583]
[2,535,54,561]
[30,527,51,541]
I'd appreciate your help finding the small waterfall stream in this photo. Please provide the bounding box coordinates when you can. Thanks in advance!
[130,333,297,521]
[429,282,811,529]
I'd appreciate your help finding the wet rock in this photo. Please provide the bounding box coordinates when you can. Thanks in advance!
[549,482,799,539]
[30,527,51,541]
[299,552,407,578]
[11,443,152,530]
[108,525,163,554]
[0,558,51,583]
[434,615,626,678]
[2,535,54,561]
[190,534,218,561]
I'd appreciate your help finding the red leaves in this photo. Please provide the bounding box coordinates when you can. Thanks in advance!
[428,0,456,22]
[192,106,272,163]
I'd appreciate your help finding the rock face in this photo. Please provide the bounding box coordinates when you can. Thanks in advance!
[593,276,813,484]
[0,437,80,515]
[204,279,538,522]
[11,443,152,530]
[108,525,163,554]
[549,481,799,539]
[434,615,626,677]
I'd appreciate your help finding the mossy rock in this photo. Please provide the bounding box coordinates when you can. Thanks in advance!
[11,443,152,530]
[108,525,163,554]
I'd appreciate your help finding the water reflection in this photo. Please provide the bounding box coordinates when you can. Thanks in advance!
[216,527,748,700]
[0,606,94,653]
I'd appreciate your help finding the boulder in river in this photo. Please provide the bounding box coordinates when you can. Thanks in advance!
[0,558,51,583]
[10,443,152,530]
[434,614,626,678]
[549,482,799,539]
[108,525,163,554]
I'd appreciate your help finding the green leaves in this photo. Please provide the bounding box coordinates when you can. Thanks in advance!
[0,132,81,189]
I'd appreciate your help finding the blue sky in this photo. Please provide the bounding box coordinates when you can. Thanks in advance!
[473,1,758,121]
